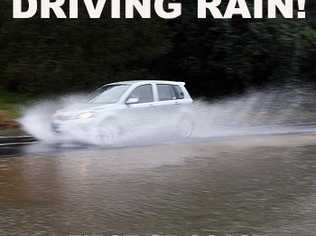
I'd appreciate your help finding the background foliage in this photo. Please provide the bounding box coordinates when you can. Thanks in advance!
[0,0,316,98]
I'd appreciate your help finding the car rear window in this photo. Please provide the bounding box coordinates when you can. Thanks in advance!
[172,85,185,99]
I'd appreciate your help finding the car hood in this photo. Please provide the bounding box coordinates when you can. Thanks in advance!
[54,103,120,117]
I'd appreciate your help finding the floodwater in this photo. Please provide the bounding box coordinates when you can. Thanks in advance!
[0,134,316,236]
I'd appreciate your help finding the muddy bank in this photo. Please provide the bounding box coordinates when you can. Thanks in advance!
[0,112,19,128]
[0,112,24,136]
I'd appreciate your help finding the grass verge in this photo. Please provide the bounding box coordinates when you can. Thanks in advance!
[0,88,32,131]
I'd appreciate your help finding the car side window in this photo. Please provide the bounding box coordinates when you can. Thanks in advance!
[157,84,176,101]
[158,84,184,101]
[172,85,185,99]
[128,84,154,103]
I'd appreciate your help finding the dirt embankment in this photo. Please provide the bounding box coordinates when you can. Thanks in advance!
[0,112,20,129]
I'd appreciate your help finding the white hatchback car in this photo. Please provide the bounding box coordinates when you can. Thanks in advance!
[52,80,194,144]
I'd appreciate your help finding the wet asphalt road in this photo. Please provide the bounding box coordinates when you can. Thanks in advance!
[0,134,316,236]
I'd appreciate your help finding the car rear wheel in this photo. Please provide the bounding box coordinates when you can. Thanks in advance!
[178,116,194,138]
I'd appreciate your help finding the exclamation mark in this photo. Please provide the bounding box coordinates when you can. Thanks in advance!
[297,0,306,18]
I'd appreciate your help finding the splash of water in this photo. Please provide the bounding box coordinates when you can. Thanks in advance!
[19,86,316,147]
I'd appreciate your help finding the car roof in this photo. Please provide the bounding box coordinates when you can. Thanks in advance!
[108,80,185,86]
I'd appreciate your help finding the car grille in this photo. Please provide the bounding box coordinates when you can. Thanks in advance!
[55,115,71,121]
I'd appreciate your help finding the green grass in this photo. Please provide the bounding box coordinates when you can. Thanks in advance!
[0,88,32,119]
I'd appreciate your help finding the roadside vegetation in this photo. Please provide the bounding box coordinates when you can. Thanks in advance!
[0,88,32,129]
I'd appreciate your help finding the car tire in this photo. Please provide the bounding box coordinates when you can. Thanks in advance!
[97,118,124,146]
[178,116,194,138]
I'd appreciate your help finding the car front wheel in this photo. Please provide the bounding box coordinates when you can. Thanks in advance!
[97,118,124,146]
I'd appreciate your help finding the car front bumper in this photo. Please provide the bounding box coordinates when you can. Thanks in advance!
[51,118,96,135]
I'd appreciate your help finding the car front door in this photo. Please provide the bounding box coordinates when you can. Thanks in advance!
[124,84,156,127]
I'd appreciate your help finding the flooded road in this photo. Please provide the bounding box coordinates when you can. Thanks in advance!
[0,134,316,236]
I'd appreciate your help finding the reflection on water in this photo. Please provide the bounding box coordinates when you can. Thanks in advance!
[0,134,316,236]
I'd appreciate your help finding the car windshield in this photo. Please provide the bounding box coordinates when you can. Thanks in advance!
[89,84,130,104]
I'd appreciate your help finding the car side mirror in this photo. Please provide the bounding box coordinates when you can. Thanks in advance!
[126,97,139,105]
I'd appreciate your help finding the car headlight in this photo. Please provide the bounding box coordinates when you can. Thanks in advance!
[78,112,95,119]
[53,113,72,121]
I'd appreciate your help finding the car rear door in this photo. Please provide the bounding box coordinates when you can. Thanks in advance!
[153,84,185,122]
